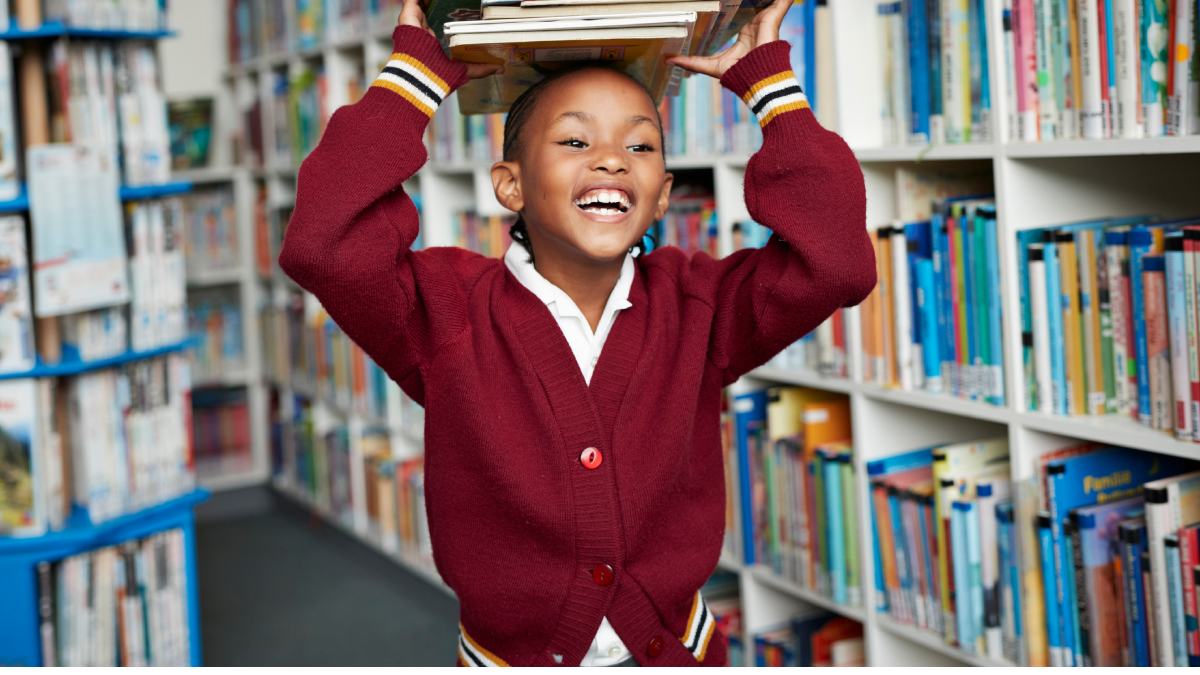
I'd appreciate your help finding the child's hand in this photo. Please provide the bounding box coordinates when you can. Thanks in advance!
[397,0,502,79]
[666,0,792,78]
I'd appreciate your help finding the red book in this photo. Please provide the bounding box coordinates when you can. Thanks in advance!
[810,617,862,667]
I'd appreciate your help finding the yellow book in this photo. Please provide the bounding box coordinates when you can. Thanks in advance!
[1056,230,1086,416]
[1077,229,1106,415]
[765,387,836,441]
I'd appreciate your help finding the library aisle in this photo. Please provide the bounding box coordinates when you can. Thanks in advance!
[3,0,1200,669]
[193,488,459,666]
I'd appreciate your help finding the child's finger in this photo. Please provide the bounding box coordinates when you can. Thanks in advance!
[398,0,425,28]
[754,0,791,43]
[666,55,722,78]
[465,63,504,79]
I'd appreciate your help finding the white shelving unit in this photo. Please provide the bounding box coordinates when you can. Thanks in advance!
[215,0,1200,667]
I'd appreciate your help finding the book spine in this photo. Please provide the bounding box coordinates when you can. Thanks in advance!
[1005,0,1020,141]
[1078,230,1106,414]
[1142,0,1169,136]
[1069,517,1093,665]
[1018,0,1043,138]
[1057,232,1086,416]
[1097,231,1119,413]
[1068,0,1086,136]
[952,501,974,650]
[893,224,914,390]
[1115,0,1144,136]
[1143,255,1173,431]
[1165,239,1193,438]
[1129,227,1153,423]
[1166,536,1190,665]
[1181,528,1200,664]
[1145,484,1178,665]
[1037,512,1065,665]
[909,0,933,141]
[1166,0,1195,133]
[1030,245,1055,412]
[943,0,968,142]
[1185,229,1200,440]
[979,487,1003,658]
[1044,237,1069,414]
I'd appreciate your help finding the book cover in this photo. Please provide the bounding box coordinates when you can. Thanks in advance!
[448,27,687,114]
[734,389,768,566]
[0,379,41,536]
[1120,517,1152,665]
[1181,523,1200,664]
[1072,495,1143,666]
[1166,535,1189,665]
[1164,236,1192,438]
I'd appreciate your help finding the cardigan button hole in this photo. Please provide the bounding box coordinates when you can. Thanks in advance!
[646,635,664,658]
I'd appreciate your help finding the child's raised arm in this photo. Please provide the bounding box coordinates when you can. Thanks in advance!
[669,0,877,386]
[279,3,496,402]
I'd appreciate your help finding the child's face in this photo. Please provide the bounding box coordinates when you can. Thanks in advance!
[494,68,673,265]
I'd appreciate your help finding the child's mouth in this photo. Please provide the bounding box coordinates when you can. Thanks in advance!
[574,188,632,217]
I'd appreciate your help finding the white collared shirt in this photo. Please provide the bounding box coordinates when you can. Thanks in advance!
[502,241,634,666]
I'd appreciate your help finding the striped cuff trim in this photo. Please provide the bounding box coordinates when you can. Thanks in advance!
[679,590,717,662]
[457,623,511,667]
[740,69,809,127]
[370,52,451,118]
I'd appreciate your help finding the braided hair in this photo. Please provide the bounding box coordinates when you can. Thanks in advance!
[501,64,664,263]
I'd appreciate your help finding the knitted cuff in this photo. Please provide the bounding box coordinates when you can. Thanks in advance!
[719,41,811,129]
[368,24,470,119]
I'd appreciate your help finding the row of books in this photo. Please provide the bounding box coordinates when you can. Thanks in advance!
[288,396,355,519]
[0,353,194,537]
[228,0,405,63]
[421,0,832,164]
[46,41,172,186]
[37,0,168,30]
[182,188,241,276]
[127,199,187,352]
[875,0,992,146]
[272,67,329,170]
[753,612,864,666]
[649,189,718,256]
[363,442,432,562]
[761,308,848,378]
[192,389,253,477]
[861,197,1005,406]
[188,291,245,383]
[36,528,192,667]
[732,386,860,605]
[1018,218,1200,442]
[867,437,1015,662]
[1002,0,1200,141]
[451,210,513,258]
[259,287,396,424]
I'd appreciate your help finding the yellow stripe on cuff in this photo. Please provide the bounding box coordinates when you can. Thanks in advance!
[370,78,436,117]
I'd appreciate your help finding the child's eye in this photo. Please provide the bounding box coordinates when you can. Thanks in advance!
[558,138,587,149]
[629,143,656,153]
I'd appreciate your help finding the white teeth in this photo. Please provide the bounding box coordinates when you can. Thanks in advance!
[574,188,632,212]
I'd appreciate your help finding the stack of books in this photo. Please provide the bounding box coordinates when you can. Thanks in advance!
[425,0,778,113]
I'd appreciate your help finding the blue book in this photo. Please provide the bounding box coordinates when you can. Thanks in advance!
[734,389,768,565]
[917,258,941,382]
[906,0,931,142]
[1129,226,1154,423]
[1167,535,1189,666]
[964,498,984,653]
[933,213,952,392]
[1061,517,1081,666]
[1043,233,1067,415]
[1037,512,1065,665]
[996,501,1022,662]
[907,221,932,380]
[803,0,817,109]
[952,500,974,652]
[870,482,887,613]
[974,0,991,134]
[889,486,914,619]
[866,446,935,477]
[823,450,847,605]
[1073,496,1144,666]
[1120,517,1152,666]
[983,208,1004,405]
[918,493,938,630]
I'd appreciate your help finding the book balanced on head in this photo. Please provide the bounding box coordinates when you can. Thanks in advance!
[421,0,775,113]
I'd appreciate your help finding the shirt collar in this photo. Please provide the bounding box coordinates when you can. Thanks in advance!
[503,241,635,321]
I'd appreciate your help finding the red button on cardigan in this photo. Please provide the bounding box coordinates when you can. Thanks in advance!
[592,564,614,586]
[580,446,602,469]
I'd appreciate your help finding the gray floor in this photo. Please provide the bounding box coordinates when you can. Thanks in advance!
[194,487,460,666]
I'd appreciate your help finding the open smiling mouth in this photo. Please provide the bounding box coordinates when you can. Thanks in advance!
[574,189,632,216]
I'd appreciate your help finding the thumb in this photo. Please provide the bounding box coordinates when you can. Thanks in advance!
[666,55,722,78]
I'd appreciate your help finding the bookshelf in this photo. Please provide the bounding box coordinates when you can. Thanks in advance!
[221,0,1200,667]
[0,1,211,665]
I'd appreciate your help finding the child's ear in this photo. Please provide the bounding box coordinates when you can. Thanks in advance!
[491,161,524,212]
[653,172,674,220]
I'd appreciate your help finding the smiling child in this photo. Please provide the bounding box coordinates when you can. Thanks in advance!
[279,0,875,665]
